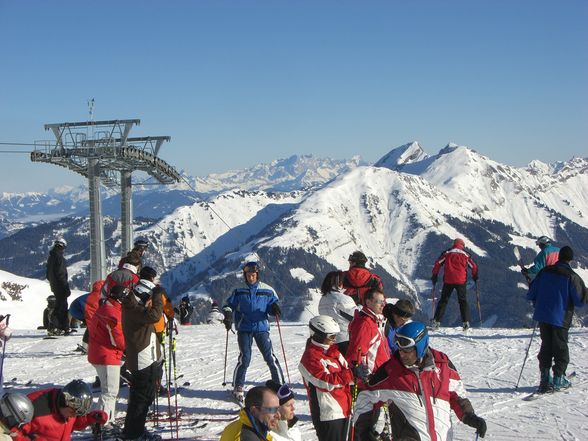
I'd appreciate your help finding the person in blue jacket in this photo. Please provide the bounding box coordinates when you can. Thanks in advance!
[527,246,587,393]
[522,236,560,278]
[223,261,284,403]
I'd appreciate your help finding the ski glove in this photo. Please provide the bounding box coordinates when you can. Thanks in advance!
[431,274,438,284]
[87,410,108,425]
[222,307,233,331]
[269,303,281,317]
[472,274,479,282]
[352,363,371,382]
[463,413,487,438]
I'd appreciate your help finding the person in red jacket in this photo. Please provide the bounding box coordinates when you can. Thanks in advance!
[353,321,487,441]
[18,380,107,441]
[342,251,383,305]
[102,253,141,299]
[431,238,479,330]
[299,316,353,441]
[88,285,127,428]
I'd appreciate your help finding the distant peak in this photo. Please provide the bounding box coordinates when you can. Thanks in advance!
[374,142,428,170]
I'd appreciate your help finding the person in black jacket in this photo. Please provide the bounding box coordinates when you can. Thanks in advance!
[46,238,71,335]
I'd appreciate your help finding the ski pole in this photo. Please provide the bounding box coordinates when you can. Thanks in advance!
[0,314,11,385]
[275,315,291,384]
[431,283,437,318]
[515,322,537,390]
[513,246,531,285]
[475,281,482,323]
[345,347,362,441]
[222,328,229,386]
[172,323,180,440]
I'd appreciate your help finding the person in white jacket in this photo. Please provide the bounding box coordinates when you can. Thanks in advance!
[266,380,301,441]
[318,271,358,355]
[0,316,12,397]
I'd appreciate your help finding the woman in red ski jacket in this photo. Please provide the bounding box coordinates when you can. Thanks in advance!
[299,316,354,441]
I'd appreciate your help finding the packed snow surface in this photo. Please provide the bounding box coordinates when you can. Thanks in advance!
[3,324,587,440]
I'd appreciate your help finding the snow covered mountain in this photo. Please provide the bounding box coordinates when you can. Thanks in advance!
[0,144,586,328]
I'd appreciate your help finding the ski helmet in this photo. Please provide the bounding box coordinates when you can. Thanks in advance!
[54,237,67,248]
[140,266,157,281]
[348,251,368,266]
[109,285,130,301]
[46,295,56,306]
[0,393,34,428]
[536,236,551,247]
[59,380,92,416]
[133,237,149,250]
[309,315,340,340]
[395,321,429,360]
[242,261,260,274]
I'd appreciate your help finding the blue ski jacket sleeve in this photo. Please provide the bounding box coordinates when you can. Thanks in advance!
[225,282,279,333]
[527,262,586,328]
[69,293,89,321]
[527,245,560,275]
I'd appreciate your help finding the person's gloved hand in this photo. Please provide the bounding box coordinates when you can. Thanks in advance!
[431,274,438,284]
[463,413,487,438]
[222,307,233,331]
[352,363,371,382]
[87,410,108,425]
[269,303,281,317]
[473,274,479,282]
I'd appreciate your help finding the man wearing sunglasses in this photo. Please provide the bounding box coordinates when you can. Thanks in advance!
[18,380,107,440]
[220,386,280,441]
[353,321,487,440]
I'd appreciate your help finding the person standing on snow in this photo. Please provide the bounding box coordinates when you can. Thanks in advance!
[318,270,358,356]
[431,238,478,331]
[353,321,487,441]
[522,236,560,279]
[205,300,223,325]
[46,238,71,335]
[222,261,284,403]
[382,299,415,353]
[527,246,587,393]
[0,316,12,397]
[298,316,353,441]
[342,251,383,305]
[177,296,194,325]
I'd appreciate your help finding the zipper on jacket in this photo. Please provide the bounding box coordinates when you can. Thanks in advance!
[413,382,423,407]
[430,378,437,404]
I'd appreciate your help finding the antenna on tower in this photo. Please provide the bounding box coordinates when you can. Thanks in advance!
[87,98,95,122]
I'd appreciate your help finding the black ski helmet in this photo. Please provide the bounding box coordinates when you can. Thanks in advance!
[348,251,368,266]
[242,261,260,275]
[0,392,34,428]
[46,295,56,307]
[140,266,157,281]
[133,237,149,250]
[59,380,92,416]
[109,285,130,302]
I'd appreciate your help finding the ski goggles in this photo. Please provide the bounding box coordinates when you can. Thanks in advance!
[62,392,92,416]
[395,333,423,352]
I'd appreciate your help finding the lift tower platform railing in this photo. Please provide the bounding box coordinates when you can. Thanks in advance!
[31,119,181,284]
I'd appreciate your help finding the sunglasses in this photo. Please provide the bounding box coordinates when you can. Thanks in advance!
[371,299,386,305]
[258,405,280,414]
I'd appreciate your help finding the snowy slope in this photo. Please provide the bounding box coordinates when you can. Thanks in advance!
[3,323,587,441]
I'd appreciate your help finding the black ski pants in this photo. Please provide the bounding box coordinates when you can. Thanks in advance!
[434,283,470,324]
[538,322,569,377]
[123,362,158,439]
[50,290,70,331]
[312,417,347,441]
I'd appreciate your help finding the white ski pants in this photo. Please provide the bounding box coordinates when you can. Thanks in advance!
[93,364,121,423]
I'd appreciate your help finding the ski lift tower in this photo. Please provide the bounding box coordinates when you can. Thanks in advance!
[31,119,181,283]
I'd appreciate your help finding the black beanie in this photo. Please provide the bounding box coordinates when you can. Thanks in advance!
[559,246,574,262]
[265,380,294,405]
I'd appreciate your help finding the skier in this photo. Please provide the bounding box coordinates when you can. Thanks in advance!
[0,392,34,439]
[353,321,487,440]
[223,261,284,403]
[382,299,415,353]
[41,295,56,330]
[430,238,479,331]
[220,386,280,441]
[102,252,141,298]
[342,251,383,305]
[76,280,105,354]
[265,380,301,441]
[298,316,353,441]
[521,236,560,279]
[346,288,390,381]
[0,315,12,396]
[318,270,358,355]
[527,245,587,393]
[206,300,223,325]
[18,380,107,440]
[120,266,164,441]
[45,238,71,335]
[88,284,127,429]
[177,296,194,325]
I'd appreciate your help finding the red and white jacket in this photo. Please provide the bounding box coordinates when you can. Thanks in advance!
[88,298,125,366]
[101,264,139,299]
[84,280,104,324]
[342,267,383,305]
[346,308,390,376]
[432,245,478,285]
[298,339,354,422]
[354,348,475,441]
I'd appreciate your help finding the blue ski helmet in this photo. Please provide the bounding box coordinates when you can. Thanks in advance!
[242,261,260,274]
[395,321,429,359]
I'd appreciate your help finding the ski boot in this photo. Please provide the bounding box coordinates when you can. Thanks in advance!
[537,368,554,394]
[232,385,245,404]
[553,374,572,391]
[462,321,470,331]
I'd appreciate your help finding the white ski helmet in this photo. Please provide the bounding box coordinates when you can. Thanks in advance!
[54,237,67,248]
[536,236,552,247]
[309,315,340,337]
[0,392,34,428]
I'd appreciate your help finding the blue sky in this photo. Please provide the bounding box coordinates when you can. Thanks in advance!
[0,0,586,192]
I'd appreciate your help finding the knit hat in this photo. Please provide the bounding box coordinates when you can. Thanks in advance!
[265,380,294,405]
[559,246,574,262]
